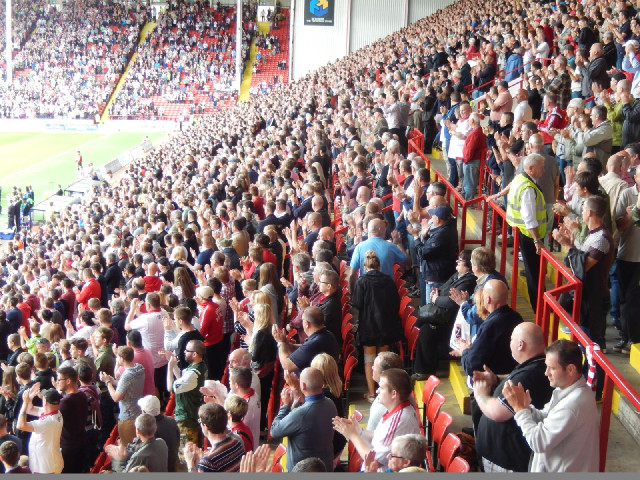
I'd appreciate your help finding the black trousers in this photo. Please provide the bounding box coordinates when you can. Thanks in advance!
[413,322,453,375]
[155,364,168,402]
[617,260,640,343]
[99,393,117,446]
[519,235,541,313]
[390,127,408,156]
[205,341,228,380]
[259,371,274,431]
[62,445,87,473]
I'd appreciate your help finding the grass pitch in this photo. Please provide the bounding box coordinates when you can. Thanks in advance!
[0,131,165,221]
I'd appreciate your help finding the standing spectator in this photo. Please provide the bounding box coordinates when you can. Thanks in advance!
[0,440,30,473]
[99,346,145,448]
[125,293,169,401]
[91,327,116,443]
[125,330,156,398]
[57,366,88,473]
[349,218,407,280]
[503,340,599,472]
[167,339,206,467]
[228,367,260,450]
[270,367,337,471]
[106,413,168,472]
[74,268,101,312]
[184,403,244,473]
[351,250,402,401]
[16,386,63,473]
[138,395,180,472]
[505,154,547,312]
[195,286,225,380]
[163,306,204,369]
[473,323,554,472]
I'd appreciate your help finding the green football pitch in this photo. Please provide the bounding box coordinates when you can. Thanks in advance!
[0,131,166,221]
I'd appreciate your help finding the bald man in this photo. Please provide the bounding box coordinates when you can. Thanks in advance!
[456,280,523,378]
[269,367,337,472]
[473,323,554,472]
[349,218,406,281]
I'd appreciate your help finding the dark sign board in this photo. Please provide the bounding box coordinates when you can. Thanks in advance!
[304,0,334,26]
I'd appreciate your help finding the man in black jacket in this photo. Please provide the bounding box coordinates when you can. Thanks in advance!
[412,250,477,379]
[415,205,459,306]
[104,253,123,302]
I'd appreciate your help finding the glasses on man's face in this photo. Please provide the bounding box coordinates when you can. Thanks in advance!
[388,453,405,460]
[56,377,67,383]
[318,280,330,285]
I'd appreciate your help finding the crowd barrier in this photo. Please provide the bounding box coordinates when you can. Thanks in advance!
[407,127,640,472]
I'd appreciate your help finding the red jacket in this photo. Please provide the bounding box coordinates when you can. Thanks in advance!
[200,300,223,346]
[462,127,487,163]
[537,106,566,144]
[76,278,101,311]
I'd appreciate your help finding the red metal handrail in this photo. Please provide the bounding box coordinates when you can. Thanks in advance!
[486,199,519,309]
[536,249,640,472]
[408,130,487,250]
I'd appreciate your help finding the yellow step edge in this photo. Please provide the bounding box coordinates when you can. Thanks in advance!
[612,387,620,416]
[449,361,471,415]
[630,343,640,375]
[414,380,426,411]
[281,436,288,472]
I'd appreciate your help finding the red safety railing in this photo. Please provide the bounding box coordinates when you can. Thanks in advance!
[406,125,640,471]
[407,130,487,250]
[536,249,640,472]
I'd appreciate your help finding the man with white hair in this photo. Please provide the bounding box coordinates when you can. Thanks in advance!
[506,154,547,312]
[461,113,487,200]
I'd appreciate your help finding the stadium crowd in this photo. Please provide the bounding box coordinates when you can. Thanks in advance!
[1,0,640,473]
[0,0,147,119]
[110,1,254,120]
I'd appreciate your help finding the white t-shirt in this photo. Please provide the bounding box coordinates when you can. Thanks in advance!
[129,310,169,368]
[29,412,64,473]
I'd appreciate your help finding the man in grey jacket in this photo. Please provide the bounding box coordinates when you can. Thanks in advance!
[269,367,337,472]
[576,105,613,167]
[106,413,169,472]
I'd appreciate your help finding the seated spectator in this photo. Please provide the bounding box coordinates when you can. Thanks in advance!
[106,413,168,472]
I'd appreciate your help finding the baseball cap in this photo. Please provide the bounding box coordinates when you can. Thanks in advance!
[427,205,453,220]
[195,286,214,299]
[137,395,161,416]
[36,338,51,348]
[41,388,61,405]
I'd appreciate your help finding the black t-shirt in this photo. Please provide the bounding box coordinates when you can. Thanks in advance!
[475,355,554,471]
[289,328,340,371]
[60,391,88,448]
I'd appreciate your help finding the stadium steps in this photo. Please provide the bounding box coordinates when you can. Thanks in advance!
[423,148,640,458]
[238,20,270,102]
[100,20,158,122]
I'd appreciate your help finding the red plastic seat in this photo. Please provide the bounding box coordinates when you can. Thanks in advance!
[401,305,415,330]
[427,411,453,471]
[407,326,420,361]
[447,456,470,473]
[398,295,412,316]
[271,443,286,471]
[426,392,446,440]
[348,441,363,472]
[421,375,440,426]
[438,433,461,471]
[341,320,353,341]
[404,315,417,339]
[343,355,358,391]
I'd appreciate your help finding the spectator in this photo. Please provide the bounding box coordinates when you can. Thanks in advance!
[137,395,180,472]
[106,413,168,472]
[503,340,599,472]
[270,367,337,471]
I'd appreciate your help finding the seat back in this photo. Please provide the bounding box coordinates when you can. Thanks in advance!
[272,443,286,470]
[438,433,461,471]
[421,375,440,411]
[343,355,358,390]
[427,392,446,425]
[432,411,453,447]
[447,456,470,473]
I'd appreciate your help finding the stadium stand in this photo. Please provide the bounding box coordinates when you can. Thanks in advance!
[3,0,640,474]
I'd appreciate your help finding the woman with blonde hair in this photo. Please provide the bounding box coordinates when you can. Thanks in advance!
[247,302,276,432]
[310,353,347,467]
[352,250,401,402]
[233,291,272,350]
[312,162,327,187]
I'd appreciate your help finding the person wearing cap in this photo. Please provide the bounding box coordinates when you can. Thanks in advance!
[415,204,458,306]
[370,107,389,137]
[195,285,225,380]
[138,395,180,472]
[56,366,88,473]
[166,339,206,467]
[16,384,64,473]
